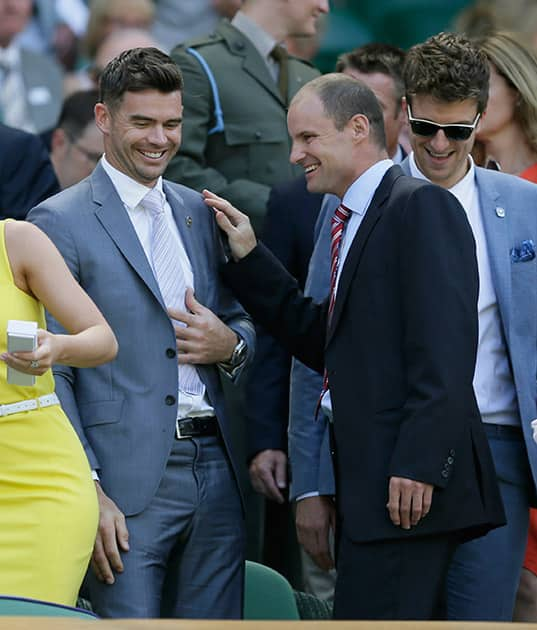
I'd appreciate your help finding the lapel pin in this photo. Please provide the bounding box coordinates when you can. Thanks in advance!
[495,207,506,218]
[185,216,193,227]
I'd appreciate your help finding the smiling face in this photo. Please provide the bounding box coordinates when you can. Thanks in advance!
[287,90,360,198]
[95,89,182,187]
[407,94,480,189]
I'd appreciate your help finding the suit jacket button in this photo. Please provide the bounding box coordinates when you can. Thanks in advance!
[447,456,454,464]
[441,470,449,479]
[166,348,176,358]
[449,449,456,456]
[165,395,176,406]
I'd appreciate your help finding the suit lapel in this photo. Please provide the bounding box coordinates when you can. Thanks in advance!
[91,165,164,308]
[327,166,401,344]
[219,22,284,105]
[475,169,512,334]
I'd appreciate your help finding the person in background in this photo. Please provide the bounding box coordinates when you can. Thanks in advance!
[0,123,59,219]
[0,218,117,606]
[47,89,102,190]
[401,31,537,621]
[166,0,328,234]
[0,0,64,133]
[473,31,537,179]
[63,27,162,96]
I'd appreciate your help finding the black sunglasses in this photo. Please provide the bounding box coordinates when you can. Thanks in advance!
[407,104,481,141]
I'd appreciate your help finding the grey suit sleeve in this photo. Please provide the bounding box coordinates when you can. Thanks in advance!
[289,198,336,500]
[27,203,100,470]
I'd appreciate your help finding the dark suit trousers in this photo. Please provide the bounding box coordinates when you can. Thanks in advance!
[333,530,458,620]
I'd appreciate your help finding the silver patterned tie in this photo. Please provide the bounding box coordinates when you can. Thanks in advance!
[143,187,204,396]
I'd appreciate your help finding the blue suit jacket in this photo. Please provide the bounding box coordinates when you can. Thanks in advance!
[28,163,255,516]
[400,159,537,492]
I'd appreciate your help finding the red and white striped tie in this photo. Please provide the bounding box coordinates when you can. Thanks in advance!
[317,203,351,417]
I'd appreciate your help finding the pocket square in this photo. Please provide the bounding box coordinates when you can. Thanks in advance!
[510,239,535,263]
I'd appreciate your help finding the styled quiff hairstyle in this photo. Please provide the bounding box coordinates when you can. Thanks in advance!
[476,30,537,153]
[404,32,490,113]
[336,42,406,114]
[298,73,386,150]
[99,47,183,111]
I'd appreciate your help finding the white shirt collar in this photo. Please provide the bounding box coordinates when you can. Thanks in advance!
[100,155,164,210]
[342,159,394,215]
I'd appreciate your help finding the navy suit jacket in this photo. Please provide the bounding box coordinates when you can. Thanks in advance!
[223,164,505,543]
[245,175,323,460]
[0,123,59,219]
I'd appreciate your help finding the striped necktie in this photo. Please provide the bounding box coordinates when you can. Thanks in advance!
[144,187,204,396]
[317,203,352,417]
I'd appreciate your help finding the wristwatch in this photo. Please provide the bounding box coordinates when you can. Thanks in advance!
[220,335,247,371]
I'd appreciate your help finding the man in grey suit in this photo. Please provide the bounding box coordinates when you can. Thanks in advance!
[400,32,537,621]
[0,0,63,133]
[28,47,255,619]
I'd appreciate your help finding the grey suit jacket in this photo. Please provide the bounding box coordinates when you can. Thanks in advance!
[401,159,537,491]
[20,48,63,134]
[28,163,255,515]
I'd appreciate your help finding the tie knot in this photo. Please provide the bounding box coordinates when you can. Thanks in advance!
[270,44,288,64]
[143,187,164,216]
[334,203,351,224]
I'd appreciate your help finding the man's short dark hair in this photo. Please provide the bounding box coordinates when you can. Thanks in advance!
[57,89,99,141]
[99,47,183,110]
[336,43,406,110]
[404,32,489,113]
[303,74,387,150]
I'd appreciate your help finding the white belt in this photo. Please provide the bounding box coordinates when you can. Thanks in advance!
[0,393,60,417]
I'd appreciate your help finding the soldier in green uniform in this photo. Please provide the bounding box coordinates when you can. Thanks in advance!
[166,0,328,234]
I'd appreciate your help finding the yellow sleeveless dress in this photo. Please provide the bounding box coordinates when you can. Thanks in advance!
[0,220,98,606]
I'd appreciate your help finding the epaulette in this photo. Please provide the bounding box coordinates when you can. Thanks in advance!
[178,32,224,51]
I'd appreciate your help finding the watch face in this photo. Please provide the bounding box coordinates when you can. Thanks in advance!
[232,339,246,366]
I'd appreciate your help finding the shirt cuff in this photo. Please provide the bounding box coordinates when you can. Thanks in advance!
[295,490,320,502]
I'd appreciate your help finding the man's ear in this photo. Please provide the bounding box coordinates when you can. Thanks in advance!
[94,102,110,134]
[349,113,369,142]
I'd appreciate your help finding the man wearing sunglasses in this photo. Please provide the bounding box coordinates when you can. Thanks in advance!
[401,32,537,622]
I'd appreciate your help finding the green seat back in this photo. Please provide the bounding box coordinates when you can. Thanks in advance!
[243,561,300,620]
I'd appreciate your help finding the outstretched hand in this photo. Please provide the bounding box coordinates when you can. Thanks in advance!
[202,189,257,260]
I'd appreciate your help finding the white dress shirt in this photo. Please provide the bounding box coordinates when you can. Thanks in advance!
[101,156,215,420]
[409,153,518,426]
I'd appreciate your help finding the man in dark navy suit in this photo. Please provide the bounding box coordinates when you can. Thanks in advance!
[0,123,59,219]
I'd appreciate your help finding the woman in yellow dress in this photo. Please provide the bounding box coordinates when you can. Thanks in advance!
[0,218,117,606]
